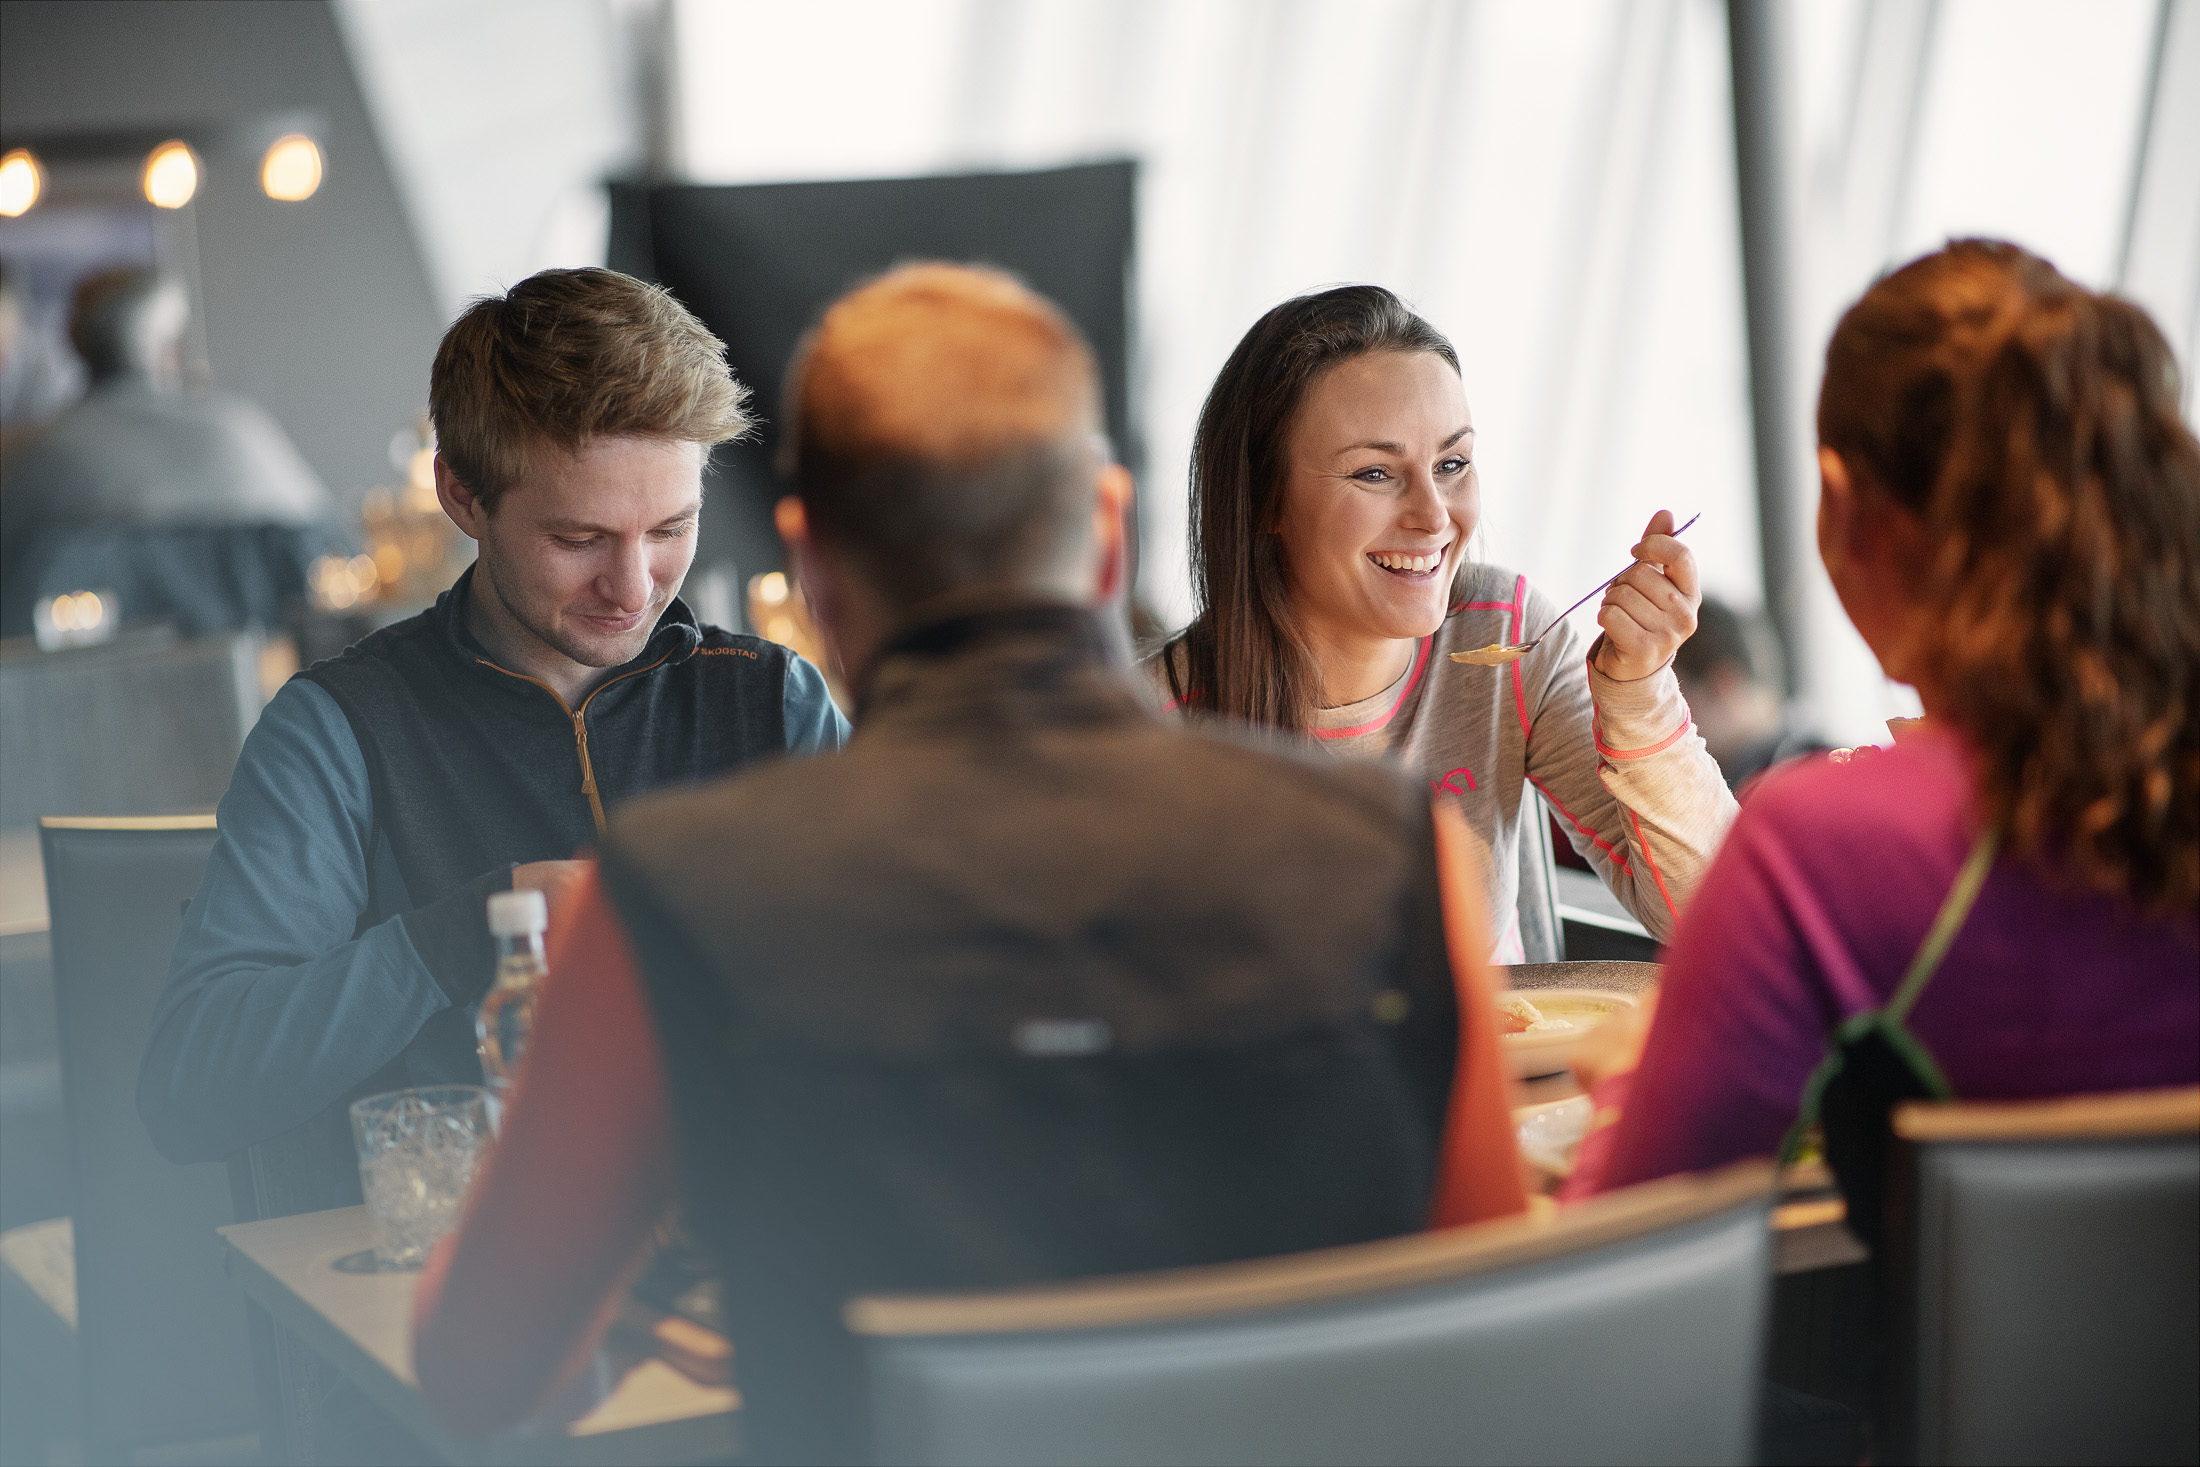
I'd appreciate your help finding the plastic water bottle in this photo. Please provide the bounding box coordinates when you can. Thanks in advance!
[478,887,548,1131]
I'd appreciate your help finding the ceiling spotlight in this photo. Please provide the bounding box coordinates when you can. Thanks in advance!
[260,133,322,202]
[142,140,199,209]
[0,148,42,217]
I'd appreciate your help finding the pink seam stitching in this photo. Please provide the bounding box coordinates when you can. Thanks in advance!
[1313,635,1432,740]
[1530,773,1629,871]
[1493,907,1524,963]
[1596,717,1695,761]
[1629,806,1680,923]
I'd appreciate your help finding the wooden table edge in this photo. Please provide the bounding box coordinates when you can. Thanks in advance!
[218,1219,740,1467]
[1771,1197,1868,1274]
[219,1221,480,1465]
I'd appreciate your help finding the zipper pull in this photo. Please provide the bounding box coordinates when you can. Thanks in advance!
[573,714,597,794]
[572,712,609,835]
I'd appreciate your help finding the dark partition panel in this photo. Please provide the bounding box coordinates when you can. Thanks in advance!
[609,161,1138,599]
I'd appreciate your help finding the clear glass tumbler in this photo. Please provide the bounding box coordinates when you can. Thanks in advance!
[349,1085,489,1270]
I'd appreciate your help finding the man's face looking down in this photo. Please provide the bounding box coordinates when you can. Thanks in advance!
[437,436,705,703]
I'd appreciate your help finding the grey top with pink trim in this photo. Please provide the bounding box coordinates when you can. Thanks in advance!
[1152,562,1738,960]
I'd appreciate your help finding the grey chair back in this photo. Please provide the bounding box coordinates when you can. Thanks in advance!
[1515,788,1566,962]
[1886,1087,2200,1466]
[0,629,264,831]
[850,1160,1775,1467]
[39,816,256,1460]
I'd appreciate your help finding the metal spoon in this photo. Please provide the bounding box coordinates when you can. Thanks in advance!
[1449,512,1702,666]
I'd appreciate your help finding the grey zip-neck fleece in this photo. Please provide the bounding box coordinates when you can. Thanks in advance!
[1157,562,1739,960]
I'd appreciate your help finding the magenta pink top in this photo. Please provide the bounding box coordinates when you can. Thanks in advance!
[1567,727,2199,1198]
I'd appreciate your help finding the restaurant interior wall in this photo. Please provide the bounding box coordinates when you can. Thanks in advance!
[0,0,445,514]
[329,0,640,321]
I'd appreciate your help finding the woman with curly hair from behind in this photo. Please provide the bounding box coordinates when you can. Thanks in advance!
[1565,238,2198,1203]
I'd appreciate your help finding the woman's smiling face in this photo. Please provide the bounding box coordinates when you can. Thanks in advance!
[1275,349,1478,648]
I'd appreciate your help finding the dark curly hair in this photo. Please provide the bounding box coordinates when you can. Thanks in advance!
[1819,239,2200,915]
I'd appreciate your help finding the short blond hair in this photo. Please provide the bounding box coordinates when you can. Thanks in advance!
[430,267,752,511]
[784,263,1101,604]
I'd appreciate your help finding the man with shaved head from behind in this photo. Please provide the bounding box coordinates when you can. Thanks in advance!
[414,265,1527,1462]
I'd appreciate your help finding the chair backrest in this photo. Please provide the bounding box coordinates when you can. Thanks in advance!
[850,1160,1775,1467]
[1886,1087,2200,1467]
[0,628,263,831]
[39,816,255,1458]
[1515,787,1566,962]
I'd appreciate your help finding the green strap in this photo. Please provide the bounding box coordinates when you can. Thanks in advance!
[1778,827,2001,1165]
[1887,827,2001,1024]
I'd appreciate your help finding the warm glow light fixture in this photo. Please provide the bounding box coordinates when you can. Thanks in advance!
[48,591,105,631]
[260,133,322,202]
[142,140,199,209]
[308,553,381,611]
[0,148,42,217]
[33,589,116,650]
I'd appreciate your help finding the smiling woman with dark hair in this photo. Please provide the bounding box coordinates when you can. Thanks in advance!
[1156,286,1737,959]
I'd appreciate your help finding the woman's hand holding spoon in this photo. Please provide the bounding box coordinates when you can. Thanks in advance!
[1593,510,1701,682]
[1450,511,1701,671]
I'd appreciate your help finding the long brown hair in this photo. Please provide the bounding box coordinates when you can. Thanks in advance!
[1819,239,2200,915]
[1167,286,1460,730]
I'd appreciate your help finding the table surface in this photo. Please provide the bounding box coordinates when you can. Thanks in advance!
[219,1207,738,1467]
[1498,962,1866,1274]
[0,829,47,936]
[1507,959,1662,996]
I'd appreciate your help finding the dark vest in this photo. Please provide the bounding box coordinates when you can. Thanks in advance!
[245,568,796,1217]
[601,605,1459,1464]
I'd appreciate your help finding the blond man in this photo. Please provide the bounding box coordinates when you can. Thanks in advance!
[139,268,846,1196]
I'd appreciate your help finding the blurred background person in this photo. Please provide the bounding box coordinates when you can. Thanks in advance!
[0,259,80,448]
[0,267,330,598]
[1672,594,1829,791]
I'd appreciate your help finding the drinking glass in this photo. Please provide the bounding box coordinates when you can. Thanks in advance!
[349,1085,489,1269]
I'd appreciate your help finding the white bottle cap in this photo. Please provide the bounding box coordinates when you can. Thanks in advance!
[487,887,549,937]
